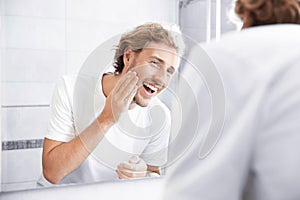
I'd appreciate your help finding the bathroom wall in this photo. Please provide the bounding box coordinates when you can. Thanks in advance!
[0,0,177,192]
[179,0,237,43]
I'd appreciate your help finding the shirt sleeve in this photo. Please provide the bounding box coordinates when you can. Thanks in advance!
[46,77,76,142]
[140,103,171,167]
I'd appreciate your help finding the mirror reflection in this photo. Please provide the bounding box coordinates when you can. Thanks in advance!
[38,23,184,186]
[1,0,236,192]
[0,0,182,192]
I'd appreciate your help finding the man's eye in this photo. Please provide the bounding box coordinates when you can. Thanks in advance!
[151,61,159,66]
[151,61,160,68]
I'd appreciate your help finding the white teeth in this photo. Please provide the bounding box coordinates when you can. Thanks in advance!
[144,82,158,92]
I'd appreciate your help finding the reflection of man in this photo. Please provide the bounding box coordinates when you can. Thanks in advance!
[165,0,300,200]
[39,23,184,185]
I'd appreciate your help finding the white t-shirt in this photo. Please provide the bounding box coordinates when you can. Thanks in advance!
[165,24,300,200]
[43,74,171,185]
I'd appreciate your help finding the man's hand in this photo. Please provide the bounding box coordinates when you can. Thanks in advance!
[99,71,138,125]
[116,156,148,179]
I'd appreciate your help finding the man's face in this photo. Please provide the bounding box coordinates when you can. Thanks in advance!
[123,42,179,107]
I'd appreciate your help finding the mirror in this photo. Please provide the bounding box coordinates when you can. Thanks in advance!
[0,0,187,192]
[1,0,236,192]
[0,0,181,192]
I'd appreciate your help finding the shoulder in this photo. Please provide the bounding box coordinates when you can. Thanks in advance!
[203,24,300,57]
[55,74,78,93]
[198,24,300,96]
[56,74,101,102]
[53,74,78,104]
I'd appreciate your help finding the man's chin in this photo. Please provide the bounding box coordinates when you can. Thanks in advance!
[133,97,150,107]
[134,101,149,108]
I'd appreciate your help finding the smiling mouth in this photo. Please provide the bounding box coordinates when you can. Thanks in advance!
[143,82,158,94]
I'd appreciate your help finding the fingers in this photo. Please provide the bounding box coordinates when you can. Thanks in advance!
[124,84,138,104]
[129,155,141,164]
[114,71,138,99]
[112,71,136,93]
[121,72,138,99]
[103,71,138,122]
[116,156,147,179]
[118,161,147,171]
[110,71,138,109]
[117,168,147,178]
[116,169,129,179]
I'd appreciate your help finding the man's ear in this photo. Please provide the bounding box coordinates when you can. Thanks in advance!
[123,49,135,73]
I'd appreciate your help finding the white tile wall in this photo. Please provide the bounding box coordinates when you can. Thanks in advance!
[3,16,65,50]
[0,0,4,16]
[182,27,216,43]
[66,20,127,52]
[2,82,55,106]
[182,27,204,43]
[0,10,4,48]
[1,0,65,19]
[66,0,139,23]
[66,0,176,24]
[66,0,177,52]
[2,49,65,82]
[66,51,90,74]
[180,0,237,43]
[2,107,50,141]
[180,1,213,28]
[2,148,42,185]
[136,0,177,23]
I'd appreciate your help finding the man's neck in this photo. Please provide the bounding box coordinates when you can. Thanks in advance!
[101,73,118,97]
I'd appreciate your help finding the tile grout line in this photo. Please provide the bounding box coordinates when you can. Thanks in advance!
[2,139,44,151]
[2,104,49,108]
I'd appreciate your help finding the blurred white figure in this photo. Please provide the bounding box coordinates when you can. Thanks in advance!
[164,0,300,199]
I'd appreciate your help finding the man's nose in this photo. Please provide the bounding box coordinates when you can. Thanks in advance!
[153,68,168,86]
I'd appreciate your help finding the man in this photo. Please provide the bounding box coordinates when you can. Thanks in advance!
[164,0,300,199]
[40,23,184,185]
